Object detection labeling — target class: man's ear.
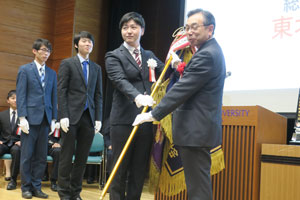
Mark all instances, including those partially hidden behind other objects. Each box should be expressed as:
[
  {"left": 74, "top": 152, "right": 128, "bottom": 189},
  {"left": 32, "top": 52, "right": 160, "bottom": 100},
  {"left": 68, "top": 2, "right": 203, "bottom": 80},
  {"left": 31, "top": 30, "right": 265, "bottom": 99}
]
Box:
[
  {"left": 141, "top": 28, "right": 145, "bottom": 36},
  {"left": 32, "top": 49, "right": 37, "bottom": 54},
  {"left": 208, "top": 24, "right": 214, "bottom": 36}
]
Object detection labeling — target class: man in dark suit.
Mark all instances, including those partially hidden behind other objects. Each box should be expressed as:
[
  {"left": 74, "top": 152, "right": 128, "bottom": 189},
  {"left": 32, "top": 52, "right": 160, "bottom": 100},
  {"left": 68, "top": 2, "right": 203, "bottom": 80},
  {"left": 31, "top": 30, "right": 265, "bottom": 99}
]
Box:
[
  {"left": 17, "top": 38, "right": 58, "bottom": 199},
  {"left": 105, "top": 12, "right": 164, "bottom": 200},
  {"left": 57, "top": 31, "right": 103, "bottom": 200},
  {"left": 0, "top": 90, "right": 21, "bottom": 190},
  {"left": 133, "top": 9, "right": 226, "bottom": 200}
]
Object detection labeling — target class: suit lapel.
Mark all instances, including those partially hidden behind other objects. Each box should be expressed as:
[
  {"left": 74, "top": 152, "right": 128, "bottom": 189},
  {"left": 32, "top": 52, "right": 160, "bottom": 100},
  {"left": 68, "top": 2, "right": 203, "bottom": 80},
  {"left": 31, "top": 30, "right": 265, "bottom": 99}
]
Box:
[
  {"left": 120, "top": 45, "right": 141, "bottom": 72},
  {"left": 73, "top": 56, "right": 87, "bottom": 88},
  {"left": 31, "top": 62, "right": 43, "bottom": 89},
  {"left": 13, "top": 118, "right": 20, "bottom": 135},
  {"left": 5, "top": 110, "right": 18, "bottom": 134},
  {"left": 88, "top": 60, "right": 97, "bottom": 85},
  {"left": 44, "top": 66, "right": 50, "bottom": 88},
  {"left": 87, "top": 62, "right": 94, "bottom": 87},
  {"left": 5, "top": 110, "right": 11, "bottom": 130},
  {"left": 140, "top": 48, "right": 148, "bottom": 77}
]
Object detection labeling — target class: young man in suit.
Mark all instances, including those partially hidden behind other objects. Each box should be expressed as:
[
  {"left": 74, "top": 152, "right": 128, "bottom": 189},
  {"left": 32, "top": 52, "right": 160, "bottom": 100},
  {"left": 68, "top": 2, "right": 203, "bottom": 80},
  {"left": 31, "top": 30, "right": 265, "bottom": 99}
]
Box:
[
  {"left": 0, "top": 90, "right": 21, "bottom": 190},
  {"left": 133, "top": 9, "right": 226, "bottom": 200},
  {"left": 57, "top": 31, "right": 103, "bottom": 200},
  {"left": 17, "top": 38, "right": 58, "bottom": 199},
  {"left": 105, "top": 12, "right": 164, "bottom": 200}
]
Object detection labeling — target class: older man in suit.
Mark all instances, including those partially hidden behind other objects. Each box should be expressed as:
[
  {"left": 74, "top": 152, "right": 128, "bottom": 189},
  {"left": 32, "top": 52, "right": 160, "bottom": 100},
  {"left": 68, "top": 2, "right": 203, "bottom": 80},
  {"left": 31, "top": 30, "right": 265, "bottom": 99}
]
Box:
[
  {"left": 133, "top": 9, "right": 226, "bottom": 200},
  {"left": 0, "top": 90, "right": 21, "bottom": 190},
  {"left": 105, "top": 12, "right": 164, "bottom": 200},
  {"left": 57, "top": 31, "right": 103, "bottom": 200},
  {"left": 17, "top": 38, "right": 58, "bottom": 199}
]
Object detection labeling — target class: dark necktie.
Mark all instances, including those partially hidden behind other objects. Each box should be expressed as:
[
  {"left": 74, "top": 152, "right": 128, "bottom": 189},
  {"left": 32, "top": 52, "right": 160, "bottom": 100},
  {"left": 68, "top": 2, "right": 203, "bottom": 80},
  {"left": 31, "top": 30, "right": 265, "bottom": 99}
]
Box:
[
  {"left": 133, "top": 49, "right": 142, "bottom": 68},
  {"left": 11, "top": 110, "right": 16, "bottom": 132},
  {"left": 82, "top": 61, "right": 89, "bottom": 110},
  {"left": 40, "top": 67, "right": 45, "bottom": 88}
]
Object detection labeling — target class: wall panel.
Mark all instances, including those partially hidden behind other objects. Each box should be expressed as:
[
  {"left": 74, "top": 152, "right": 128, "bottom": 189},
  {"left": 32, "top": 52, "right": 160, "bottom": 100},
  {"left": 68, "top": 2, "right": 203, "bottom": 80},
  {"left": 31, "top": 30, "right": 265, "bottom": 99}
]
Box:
[
  {"left": 0, "top": 52, "right": 33, "bottom": 81},
  {"left": 0, "top": 0, "right": 55, "bottom": 34},
  {"left": 0, "top": 0, "right": 56, "bottom": 111},
  {"left": 52, "top": 0, "right": 75, "bottom": 72},
  {"left": 0, "top": 24, "right": 54, "bottom": 57}
]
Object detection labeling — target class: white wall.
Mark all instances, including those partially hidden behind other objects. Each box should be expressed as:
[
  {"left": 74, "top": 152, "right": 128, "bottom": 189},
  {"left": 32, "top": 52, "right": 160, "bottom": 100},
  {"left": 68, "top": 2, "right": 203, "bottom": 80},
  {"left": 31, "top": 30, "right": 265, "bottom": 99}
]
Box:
[{"left": 223, "top": 88, "right": 299, "bottom": 113}]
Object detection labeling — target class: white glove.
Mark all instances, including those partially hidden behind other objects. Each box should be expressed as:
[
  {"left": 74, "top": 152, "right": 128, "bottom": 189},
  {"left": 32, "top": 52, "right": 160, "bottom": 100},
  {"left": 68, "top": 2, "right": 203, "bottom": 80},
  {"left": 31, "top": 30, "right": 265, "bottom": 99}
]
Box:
[
  {"left": 50, "top": 120, "right": 56, "bottom": 133},
  {"left": 170, "top": 51, "right": 181, "bottom": 68},
  {"left": 55, "top": 122, "right": 60, "bottom": 129},
  {"left": 95, "top": 121, "right": 102, "bottom": 134},
  {"left": 19, "top": 117, "right": 29, "bottom": 134},
  {"left": 132, "top": 112, "right": 155, "bottom": 126},
  {"left": 134, "top": 94, "right": 156, "bottom": 108},
  {"left": 60, "top": 118, "right": 69, "bottom": 133}
]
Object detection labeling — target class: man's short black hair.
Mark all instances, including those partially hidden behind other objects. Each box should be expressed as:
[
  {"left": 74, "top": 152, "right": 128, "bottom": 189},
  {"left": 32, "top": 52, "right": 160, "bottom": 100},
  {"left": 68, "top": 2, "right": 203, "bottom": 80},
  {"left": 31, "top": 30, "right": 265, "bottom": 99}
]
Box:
[
  {"left": 119, "top": 12, "right": 145, "bottom": 30},
  {"left": 187, "top": 8, "right": 216, "bottom": 35},
  {"left": 73, "top": 31, "right": 95, "bottom": 52},
  {"left": 32, "top": 38, "right": 52, "bottom": 52},
  {"left": 7, "top": 90, "right": 16, "bottom": 99}
]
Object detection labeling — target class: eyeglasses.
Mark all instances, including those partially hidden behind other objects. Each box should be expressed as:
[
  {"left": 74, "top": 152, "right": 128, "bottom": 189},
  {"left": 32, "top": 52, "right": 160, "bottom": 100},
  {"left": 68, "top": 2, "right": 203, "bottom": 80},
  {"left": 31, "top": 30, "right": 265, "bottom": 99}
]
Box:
[
  {"left": 184, "top": 23, "right": 207, "bottom": 32},
  {"left": 38, "top": 48, "right": 51, "bottom": 53}
]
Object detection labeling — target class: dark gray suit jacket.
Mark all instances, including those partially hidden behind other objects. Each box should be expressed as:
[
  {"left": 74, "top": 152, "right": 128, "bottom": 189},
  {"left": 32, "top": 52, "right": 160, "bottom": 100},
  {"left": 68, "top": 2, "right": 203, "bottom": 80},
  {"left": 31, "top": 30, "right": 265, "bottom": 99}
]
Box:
[
  {"left": 57, "top": 56, "right": 103, "bottom": 125},
  {"left": 152, "top": 38, "right": 226, "bottom": 148},
  {"left": 105, "top": 44, "right": 164, "bottom": 125}
]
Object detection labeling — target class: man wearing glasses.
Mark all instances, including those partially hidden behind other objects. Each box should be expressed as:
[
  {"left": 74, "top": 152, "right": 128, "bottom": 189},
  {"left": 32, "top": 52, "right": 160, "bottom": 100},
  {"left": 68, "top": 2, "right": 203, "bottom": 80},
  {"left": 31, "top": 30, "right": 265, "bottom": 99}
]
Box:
[
  {"left": 17, "top": 38, "right": 57, "bottom": 199},
  {"left": 133, "top": 9, "right": 226, "bottom": 200}
]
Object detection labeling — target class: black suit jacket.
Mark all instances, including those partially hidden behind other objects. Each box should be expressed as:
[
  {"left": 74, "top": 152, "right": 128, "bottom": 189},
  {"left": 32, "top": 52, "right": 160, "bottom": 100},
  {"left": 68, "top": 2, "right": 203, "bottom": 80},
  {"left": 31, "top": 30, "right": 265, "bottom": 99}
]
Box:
[
  {"left": 0, "top": 109, "right": 20, "bottom": 145},
  {"left": 152, "top": 38, "right": 226, "bottom": 148},
  {"left": 57, "top": 56, "right": 103, "bottom": 125},
  {"left": 105, "top": 44, "right": 164, "bottom": 125}
]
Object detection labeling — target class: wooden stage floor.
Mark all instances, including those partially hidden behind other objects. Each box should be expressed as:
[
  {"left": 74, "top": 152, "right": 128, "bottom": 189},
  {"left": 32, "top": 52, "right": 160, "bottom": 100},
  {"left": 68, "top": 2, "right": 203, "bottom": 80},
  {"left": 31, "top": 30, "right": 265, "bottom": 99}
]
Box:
[{"left": 0, "top": 175, "right": 154, "bottom": 200}]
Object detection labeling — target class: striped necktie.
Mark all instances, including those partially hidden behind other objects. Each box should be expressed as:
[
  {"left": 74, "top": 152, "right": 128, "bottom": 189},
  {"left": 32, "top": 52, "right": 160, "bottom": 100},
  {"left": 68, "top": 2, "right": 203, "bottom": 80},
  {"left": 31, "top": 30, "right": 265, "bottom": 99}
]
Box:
[
  {"left": 40, "top": 67, "right": 45, "bottom": 88},
  {"left": 133, "top": 48, "right": 142, "bottom": 68}
]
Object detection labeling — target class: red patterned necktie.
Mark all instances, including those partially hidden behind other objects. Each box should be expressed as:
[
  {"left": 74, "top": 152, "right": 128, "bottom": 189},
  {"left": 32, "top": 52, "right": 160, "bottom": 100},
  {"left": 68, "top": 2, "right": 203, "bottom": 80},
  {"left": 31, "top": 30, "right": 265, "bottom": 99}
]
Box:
[{"left": 133, "top": 48, "right": 142, "bottom": 68}]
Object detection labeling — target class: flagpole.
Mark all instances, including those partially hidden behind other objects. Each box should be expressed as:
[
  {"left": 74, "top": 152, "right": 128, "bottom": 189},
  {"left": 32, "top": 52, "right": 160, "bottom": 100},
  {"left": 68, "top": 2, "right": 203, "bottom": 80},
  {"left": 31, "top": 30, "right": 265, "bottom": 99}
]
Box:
[{"left": 99, "top": 55, "right": 173, "bottom": 200}]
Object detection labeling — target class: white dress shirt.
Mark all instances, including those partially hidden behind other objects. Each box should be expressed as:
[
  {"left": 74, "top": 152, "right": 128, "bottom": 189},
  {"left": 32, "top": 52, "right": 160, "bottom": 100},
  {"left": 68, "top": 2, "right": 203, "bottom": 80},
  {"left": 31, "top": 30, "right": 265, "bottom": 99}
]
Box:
[
  {"left": 77, "top": 53, "right": 89, "bottom": 82},
  {"left": 123, "top": 42, "right": 142, "bottom": 63}
]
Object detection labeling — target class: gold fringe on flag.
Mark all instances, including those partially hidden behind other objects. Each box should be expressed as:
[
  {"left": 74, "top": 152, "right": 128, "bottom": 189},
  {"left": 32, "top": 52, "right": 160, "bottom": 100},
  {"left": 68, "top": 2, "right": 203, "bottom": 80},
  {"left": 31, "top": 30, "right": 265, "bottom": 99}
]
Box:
[
  {"left": 210, "top": 145, "right": 225, "bottom": 175},
  {"left": 157, "top": 140, "right": 187, "bottom": 196},
  {"left": 149, "top": 79, "right": 187, "bottom": 197}
]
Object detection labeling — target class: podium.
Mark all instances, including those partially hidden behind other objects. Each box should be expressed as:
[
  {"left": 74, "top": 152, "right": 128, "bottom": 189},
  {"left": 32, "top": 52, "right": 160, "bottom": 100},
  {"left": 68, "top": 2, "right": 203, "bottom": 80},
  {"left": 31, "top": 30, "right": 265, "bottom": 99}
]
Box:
[
  {"left": 212, "top": 106, "right": 287, "bottom": 200},
  {"left": 260, "top": 144, "right": 300, "bottom": 200}
]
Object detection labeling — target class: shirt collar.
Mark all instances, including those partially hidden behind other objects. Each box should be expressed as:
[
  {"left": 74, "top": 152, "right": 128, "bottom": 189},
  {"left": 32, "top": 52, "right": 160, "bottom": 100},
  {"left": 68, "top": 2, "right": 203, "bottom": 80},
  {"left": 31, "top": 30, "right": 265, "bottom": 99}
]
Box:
[
  {"left": 34, "top": 60, "right": 45, "bottom": 72},
  {"left": 10, "top": 108, "right": 17, "bottom": 116},
  {"left": 77, "top": 53, "right": 89, "bottom": 64},
  {"left": 123, "top": 42, "right": 140, "bottom": 55}
]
